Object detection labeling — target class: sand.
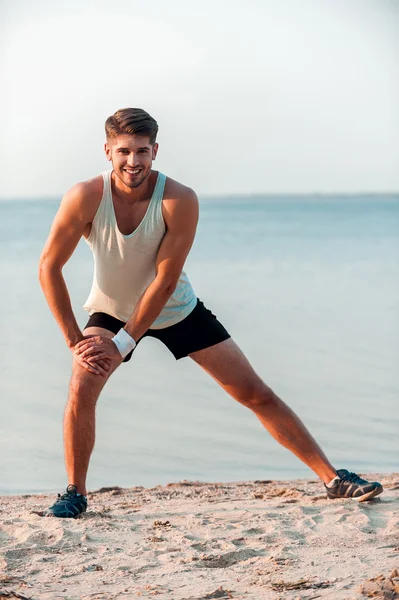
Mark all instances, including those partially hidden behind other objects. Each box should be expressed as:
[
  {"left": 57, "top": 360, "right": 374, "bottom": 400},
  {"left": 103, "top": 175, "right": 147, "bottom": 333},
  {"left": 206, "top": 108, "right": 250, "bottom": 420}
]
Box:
[{"left": 0, "top": 473, "right": 398, "bottom": 600}]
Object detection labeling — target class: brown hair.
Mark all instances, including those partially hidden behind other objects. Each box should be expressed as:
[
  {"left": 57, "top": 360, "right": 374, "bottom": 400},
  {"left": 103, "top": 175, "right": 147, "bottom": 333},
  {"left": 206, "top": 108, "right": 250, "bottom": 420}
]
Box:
[{"left": 105, "top": 108, "right": 158, "bottom": 144}]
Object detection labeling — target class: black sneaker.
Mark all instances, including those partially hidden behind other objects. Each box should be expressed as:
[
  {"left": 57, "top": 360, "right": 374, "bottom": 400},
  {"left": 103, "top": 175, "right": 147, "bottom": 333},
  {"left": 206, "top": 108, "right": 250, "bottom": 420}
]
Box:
[
  {"left": 325, "top": 469, "right": 383, "bottom": 502},
  {"left": 44, "top": 484, "right": 88, "bottom": 518}
]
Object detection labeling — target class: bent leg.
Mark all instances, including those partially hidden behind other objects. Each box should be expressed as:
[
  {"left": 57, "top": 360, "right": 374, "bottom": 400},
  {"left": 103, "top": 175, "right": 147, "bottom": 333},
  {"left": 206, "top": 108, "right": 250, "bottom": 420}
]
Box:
[
  {"left": 64, "top": 327, "right": 119, "bottom": 495},
  {"left": 189, "top": 338, "right": 337, "bottom": 484}
]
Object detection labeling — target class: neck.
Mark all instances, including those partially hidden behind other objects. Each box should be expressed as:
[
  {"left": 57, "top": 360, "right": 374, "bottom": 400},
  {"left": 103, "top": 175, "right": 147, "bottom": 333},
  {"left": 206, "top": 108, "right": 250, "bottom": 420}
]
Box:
[{"left": 111, "top": 169, "right": 156, "bottom": 204}]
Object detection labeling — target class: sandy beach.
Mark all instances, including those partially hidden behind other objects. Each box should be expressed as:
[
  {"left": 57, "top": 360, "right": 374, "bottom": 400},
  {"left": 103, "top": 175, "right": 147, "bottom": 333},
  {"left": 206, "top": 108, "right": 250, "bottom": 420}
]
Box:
[{"left": 0, "top": 473, "right": 398, "bottom": 600}]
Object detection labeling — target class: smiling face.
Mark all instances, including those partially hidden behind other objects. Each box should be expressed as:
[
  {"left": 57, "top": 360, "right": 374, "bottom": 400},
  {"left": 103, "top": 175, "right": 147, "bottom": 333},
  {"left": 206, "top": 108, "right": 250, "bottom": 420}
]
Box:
[{"left": 105, "top": 134, "right": 159, "bottom": 189}]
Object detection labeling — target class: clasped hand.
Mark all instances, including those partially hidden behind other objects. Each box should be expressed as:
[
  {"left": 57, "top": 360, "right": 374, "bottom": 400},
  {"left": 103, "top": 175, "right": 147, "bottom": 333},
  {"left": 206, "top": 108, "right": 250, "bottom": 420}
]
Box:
[{"left": 74, "top": 335, "right": 123, "bottom": 376}]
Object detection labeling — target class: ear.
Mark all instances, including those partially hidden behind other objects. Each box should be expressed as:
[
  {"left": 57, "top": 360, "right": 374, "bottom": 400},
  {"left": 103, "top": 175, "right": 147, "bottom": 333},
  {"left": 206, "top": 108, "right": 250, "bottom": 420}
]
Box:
[
  {"left": 104, "top": 142, "right": 112, "bottom": 162},
  {"left": 152, "top": 143, "right": 159, "bottom": 161}
]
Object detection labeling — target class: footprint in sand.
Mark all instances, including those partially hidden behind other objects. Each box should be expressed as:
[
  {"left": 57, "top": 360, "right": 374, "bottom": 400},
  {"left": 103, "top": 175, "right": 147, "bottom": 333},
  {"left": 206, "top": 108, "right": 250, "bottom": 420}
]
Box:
[
  {"left": 243, "top": 527, "right": 265, "bottom": 535},
  {"left": 10, "top": 516, "right": 80, "bottom": 548},
  {"left": 191, "top": 541, "right": 209, "bottom": 551},
  {"left": 231, "top": 537, "right": 246, "bottom": 547},
  {"left": 300, "top": 506, "right": 322, "bottom": 516},
  {"left": 184, "top": 533, "right": 201, "bottom": 541},
  {"left": 359, "top": 505, "right": 389, "bottom": 531},
  {"left": 196, "top": 548, "right": 264, "bottom": 569}
]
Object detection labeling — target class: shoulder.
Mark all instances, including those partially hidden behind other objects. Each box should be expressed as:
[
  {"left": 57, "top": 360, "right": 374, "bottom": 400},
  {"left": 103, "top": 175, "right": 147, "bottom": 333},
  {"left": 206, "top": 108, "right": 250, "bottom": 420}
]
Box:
[
  {"left": 63, "top": 175, "right": 103, "bottom": 205},
  {"left": 162, "top": 177, "right": 199, "bottom": 229},
  {"left": 60, "top": 175, "right": 104, "bottom": 223},
  {"left": 162, "top": 175, "right": 198, "bottom": 216},
  {"left": 161, "top": 175, "right": 199, "bottom": 229},
  {"left": 163, "top": 175, "right": 198, "bottom": 205}
]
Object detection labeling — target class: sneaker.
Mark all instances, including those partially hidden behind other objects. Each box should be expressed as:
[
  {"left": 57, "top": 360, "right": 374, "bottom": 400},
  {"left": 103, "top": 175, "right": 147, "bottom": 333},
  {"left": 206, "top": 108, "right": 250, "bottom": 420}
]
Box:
[
  {"left": 325, "top": 469, "right": 383, "bottom": 502},
  {"left": 44, "top": 484, "right": 88, "bottom": 518}
]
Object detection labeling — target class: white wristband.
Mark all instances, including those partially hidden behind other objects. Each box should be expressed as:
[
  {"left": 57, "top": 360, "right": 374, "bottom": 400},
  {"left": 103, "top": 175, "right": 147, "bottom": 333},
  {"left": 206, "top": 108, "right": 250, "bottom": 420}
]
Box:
[{"left": 112, "top": 328, "right": 137, "bottom": 358}]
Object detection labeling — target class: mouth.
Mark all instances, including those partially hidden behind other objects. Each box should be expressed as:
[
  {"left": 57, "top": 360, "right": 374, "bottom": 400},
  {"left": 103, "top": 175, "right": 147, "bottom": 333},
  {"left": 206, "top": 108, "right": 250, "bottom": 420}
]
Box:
[{"left": 124, "top": 168, "right": 142, "bottom": 176}]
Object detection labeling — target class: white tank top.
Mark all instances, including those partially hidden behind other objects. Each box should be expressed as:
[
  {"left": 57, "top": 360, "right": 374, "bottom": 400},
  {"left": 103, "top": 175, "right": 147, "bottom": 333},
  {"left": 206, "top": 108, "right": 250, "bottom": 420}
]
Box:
[{"left": 83, "top": 170, "right": 197, "bottom": 329}]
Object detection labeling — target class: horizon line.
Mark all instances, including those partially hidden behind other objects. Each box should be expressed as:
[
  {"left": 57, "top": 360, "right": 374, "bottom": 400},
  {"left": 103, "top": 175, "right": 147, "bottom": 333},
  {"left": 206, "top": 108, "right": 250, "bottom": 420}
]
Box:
[{"left": 1, "top": 191, "right": 399, "bottom": 202}]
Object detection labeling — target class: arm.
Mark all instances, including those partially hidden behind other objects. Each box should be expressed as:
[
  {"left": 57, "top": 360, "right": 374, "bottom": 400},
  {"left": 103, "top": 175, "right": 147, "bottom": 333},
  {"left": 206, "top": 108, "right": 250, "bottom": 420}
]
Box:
[
  {"left": 39, "top": 183, "right": 109, "bottom": 376},
  {"left": 124, "top": 187, "right": 199, "bottom": 341},
  {"left": 75, "top": 186, "right": 199, "bottom": 360}
]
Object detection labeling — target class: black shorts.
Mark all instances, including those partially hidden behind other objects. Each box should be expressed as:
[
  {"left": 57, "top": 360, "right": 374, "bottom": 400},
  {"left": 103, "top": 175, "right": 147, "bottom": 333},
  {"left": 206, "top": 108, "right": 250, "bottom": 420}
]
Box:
[{"left": 84, "top": 298, "right": 231, "bottom": 362}]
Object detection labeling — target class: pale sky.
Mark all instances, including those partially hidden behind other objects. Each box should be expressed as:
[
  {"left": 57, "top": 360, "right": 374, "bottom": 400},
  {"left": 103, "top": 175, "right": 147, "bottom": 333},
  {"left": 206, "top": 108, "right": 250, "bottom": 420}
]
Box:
[{"left": 2, "top": 0, "right": 398, "bottom": 197}]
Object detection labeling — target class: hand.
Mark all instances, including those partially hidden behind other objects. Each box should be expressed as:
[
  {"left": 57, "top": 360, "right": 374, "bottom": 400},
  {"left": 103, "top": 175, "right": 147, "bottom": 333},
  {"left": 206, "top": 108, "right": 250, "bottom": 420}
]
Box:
[
  {"left": 71, "top": 335, "right": 112, "bottom": 377},
  {"left": 73, "top": 351, "right": 112, "bottom": 377},
  {"left": 74, "top": 335, "right": 123, "bottom": 371}
]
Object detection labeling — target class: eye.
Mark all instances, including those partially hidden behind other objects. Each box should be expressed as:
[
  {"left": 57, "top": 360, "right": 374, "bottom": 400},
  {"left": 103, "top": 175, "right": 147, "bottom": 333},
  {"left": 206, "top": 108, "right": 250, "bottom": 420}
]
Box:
[{"left": 138, "top": 149, "right": 148, "bottom": 154}]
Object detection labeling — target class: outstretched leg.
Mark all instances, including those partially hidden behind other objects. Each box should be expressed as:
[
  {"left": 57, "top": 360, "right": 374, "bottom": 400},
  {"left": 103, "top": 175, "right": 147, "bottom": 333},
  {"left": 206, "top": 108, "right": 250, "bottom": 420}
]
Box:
[
  {"left": 189, "top": 338, "right": 337, "bottom": 483},
  {"left": 64, "top": 327, "right": 118, "bottom": 495}
]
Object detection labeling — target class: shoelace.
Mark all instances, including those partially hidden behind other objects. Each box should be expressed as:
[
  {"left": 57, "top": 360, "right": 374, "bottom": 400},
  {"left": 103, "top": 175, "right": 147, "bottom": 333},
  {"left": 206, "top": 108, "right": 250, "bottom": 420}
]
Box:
[
  {"left": 339, "top": 472, "right": 366, "bottom": 485},
  {"left": 56, "top": 491, "right": 82, "bottom": 504}
]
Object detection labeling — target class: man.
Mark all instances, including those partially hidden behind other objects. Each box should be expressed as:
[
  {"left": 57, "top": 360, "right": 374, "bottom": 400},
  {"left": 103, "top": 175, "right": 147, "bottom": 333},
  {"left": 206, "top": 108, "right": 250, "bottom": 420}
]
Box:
[{"left": 39, "top": 108, "right": 382, "bottom": 518}]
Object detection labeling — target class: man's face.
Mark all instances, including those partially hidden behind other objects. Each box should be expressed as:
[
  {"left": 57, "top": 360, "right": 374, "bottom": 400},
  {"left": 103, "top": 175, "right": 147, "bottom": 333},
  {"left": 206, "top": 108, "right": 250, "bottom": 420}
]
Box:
[{"left": 105, "top": 134, "right": 158, "bottom": 189}]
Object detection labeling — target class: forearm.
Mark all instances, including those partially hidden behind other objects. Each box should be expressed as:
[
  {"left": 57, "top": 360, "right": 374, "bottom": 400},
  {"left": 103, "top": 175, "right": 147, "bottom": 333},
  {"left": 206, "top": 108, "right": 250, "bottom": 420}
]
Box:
[
  {"left": 39, "top": 265, "right": 83, "bottom": 349},
  {"left": 124, "top": 277, "right": 175, "bottom": 341}
]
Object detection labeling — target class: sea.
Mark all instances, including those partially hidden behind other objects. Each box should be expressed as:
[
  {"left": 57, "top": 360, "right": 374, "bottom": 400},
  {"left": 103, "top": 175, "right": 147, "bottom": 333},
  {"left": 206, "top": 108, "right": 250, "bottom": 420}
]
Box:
[{"left": 0, "top": 194, "right": 398, "bottom": 495}]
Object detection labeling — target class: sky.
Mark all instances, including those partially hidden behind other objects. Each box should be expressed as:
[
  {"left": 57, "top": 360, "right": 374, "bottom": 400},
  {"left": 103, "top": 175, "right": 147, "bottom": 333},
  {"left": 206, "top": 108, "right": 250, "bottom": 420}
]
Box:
[{"left": 1, "top": 0, "right": 398, "bottom": 197}]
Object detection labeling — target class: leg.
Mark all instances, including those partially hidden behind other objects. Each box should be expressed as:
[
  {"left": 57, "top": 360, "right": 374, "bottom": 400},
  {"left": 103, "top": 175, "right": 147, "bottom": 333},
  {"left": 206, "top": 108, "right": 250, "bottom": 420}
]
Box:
[
  {"left": 64, "top": 326, "right": 118, "bottom": 495},
  {"left": 189, "top": 338, "right": 337, "bottom": 484}
]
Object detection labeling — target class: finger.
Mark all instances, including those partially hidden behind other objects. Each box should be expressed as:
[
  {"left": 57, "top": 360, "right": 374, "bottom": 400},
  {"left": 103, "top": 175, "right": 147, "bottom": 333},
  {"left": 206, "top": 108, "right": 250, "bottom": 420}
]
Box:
[
  {"left": 75, "top": 338, "right": 98, "bottom": 353},
  {"left": 85, "top": 360, "right": 108, "bottom": 377},
  {"left": 79, "top": 348, "right": 105, "bottom": 359},
  {"left": 88, "top": 355, "right": 111, "bottom": 365},
  {"left": 96, "top": 359, "right": 111, "bottom": 371},
  {"left": 86, "top": 354, "right": 105, "bottom": 363},
  {"left": 86, "top": 356, "right": 110, "bottom": 370},
  {"left": 75, "top": 345, "right": 88, "bottom": 355},
  {"left": 75, "top": 334, "right": 95, "bottom": 348},
  {"left": 78, "top": 358, "right": 101, "bottom": 375},
  {"left": 75, "top": 339, "right": 90, "bottom": 351}
]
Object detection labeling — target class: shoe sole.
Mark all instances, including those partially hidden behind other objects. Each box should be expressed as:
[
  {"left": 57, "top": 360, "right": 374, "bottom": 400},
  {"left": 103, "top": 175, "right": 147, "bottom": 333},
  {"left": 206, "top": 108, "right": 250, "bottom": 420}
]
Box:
[
  {"left": 327, "top": 485, "right": 383, "bottom": 502},
  {"left": 357, "top": 486, "right": 383, "bottom": 502},
  {"left": 44, "top": 512, "right": 85, "bottom": 518},
  {"left": 44, "top": 507, "right": 87, "bottom": 518}
]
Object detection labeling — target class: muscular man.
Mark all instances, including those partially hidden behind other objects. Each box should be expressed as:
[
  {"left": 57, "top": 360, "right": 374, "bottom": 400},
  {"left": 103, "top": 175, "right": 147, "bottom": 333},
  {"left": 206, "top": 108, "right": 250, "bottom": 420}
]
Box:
[{"left": 39, "top": 108, "right": 382, "bottom": 517}]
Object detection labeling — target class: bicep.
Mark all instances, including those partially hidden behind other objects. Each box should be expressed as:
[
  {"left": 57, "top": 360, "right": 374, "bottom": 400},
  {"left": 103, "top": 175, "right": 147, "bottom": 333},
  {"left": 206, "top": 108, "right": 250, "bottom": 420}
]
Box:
[
  {"left": 40, "top": 187, "right": 90, "bottom": 270},
  {"left": 156, "top": 191, "right": 199, "bottom": 284}
]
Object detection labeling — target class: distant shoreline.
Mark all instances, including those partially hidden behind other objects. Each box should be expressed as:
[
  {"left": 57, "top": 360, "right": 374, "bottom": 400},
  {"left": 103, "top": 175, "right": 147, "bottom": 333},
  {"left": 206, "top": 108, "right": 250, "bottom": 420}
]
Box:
[{"left": 1, "top": 192, "right": 399, "bottom": 203}]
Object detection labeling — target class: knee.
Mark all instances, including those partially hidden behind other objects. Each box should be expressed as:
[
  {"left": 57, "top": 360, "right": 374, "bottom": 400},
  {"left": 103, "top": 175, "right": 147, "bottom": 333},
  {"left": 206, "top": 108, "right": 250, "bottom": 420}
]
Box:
[
  {"left": 68, "top": 373, "right": 100, "bottom": 409},
  {"left": 238, "top": 381, "right": 278, "bottom": 410}
]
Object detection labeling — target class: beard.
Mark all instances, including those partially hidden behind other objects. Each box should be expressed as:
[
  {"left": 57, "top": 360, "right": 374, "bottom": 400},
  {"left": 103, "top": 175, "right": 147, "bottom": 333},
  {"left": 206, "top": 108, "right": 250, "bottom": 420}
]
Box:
[{"left": 116, "top": 165, "right": 151, "bottom": 189}]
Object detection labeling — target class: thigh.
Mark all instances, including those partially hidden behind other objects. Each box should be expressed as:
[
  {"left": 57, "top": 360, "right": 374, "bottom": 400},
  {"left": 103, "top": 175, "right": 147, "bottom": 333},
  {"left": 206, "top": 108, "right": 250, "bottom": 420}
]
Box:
[
  {"left": 83, "top": 326, "right": 115, "bottom": 339},
  {"left": 189, "top": 338, "right": 265, "bottom": 401},
  {"left": 149, "top": 299, "right": 231, "bottom": 360},
  {"left": 83, "top": 312, "right": 136, "bottom": 362}
]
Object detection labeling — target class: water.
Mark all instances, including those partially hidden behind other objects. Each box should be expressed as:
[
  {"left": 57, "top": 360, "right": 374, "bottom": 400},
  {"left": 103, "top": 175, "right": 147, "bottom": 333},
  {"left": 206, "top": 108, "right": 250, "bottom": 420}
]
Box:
[{"left": 1, "top": 195, "right": 398, "bottom": 495}]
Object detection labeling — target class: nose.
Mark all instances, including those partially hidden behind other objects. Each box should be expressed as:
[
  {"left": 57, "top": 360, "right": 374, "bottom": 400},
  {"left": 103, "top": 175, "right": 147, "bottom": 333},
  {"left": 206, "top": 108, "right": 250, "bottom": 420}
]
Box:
[{"left": 126, "top": 153, "right": 139, "bottom": 167}]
